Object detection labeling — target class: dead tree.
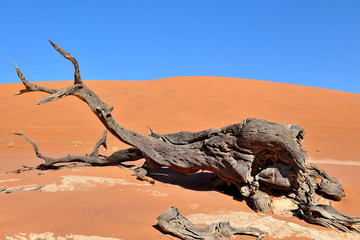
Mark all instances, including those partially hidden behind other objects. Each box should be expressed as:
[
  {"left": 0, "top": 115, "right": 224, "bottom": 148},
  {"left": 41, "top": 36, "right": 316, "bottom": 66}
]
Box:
[{"left": 13, "top": 41, "right": 359, "bottom": 233}]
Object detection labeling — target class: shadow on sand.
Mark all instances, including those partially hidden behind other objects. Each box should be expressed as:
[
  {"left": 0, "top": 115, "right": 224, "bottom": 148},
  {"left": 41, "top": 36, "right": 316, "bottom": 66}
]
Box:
[
  {"left": 148, "top": 167, "right": 242, "bottom": 200},
  {"left": 148, "top": 168, "right": 216, "bottom": 191}
]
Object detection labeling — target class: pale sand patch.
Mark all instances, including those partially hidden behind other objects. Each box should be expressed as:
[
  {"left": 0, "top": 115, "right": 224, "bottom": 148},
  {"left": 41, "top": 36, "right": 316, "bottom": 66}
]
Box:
[
  {"left": 188, "top": 211, "right": 358, "bottom": 240},
  {"left": 0, "top": 179, "right": 20, "bottom": 183},
  {"left": 308, "top": 158, "right": 360, "bottom": 166},
  {"left": 271, "top": 197, "right": 298, "bottom": 217},
  {"left": 41, "top": 175, "right": 151, "bottom": 192},
  {"left": 6, "top": 232, "right": 121, "bottom": 240},
  {"left": 136, "top": 189, "right": 168, "bottom": 197},
  {"left": 188, "top": 203, "right": 199, "bottom": 209}
]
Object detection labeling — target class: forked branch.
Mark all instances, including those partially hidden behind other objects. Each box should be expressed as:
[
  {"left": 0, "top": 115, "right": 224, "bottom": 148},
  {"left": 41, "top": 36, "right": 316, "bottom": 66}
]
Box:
[
  {"left": 14, "top": 63, "right": 58, "bottom": 96},
  {"left": 15, "top": 41, "right": 149, "bottom": 150},
  {"left": 11, "top": 130, "right": 143, "bottom": 169}
]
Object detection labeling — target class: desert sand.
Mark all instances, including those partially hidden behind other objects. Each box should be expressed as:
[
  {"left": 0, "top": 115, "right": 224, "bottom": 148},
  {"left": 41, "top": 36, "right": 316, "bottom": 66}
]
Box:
[{"left": 0, "top": 76, "right": 359, "bottom": 240}]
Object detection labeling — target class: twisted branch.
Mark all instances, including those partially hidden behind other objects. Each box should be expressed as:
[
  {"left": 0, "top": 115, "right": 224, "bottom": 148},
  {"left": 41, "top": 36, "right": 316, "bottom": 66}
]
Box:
[
  {"left": 48, "top": 40, "right": 82, "bottom": 84},
  {"left": 11, "top": 130, "right": 143, "bottom": 169}
]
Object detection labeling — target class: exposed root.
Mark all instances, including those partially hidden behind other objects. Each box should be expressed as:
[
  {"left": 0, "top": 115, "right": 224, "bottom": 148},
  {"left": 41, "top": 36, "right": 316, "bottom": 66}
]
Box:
[
  {"left": 157, "top": 207, "right": 267, "bottom": 240},
  {"left": 299, "top": 204, "right": 360, "bottom": 233}
]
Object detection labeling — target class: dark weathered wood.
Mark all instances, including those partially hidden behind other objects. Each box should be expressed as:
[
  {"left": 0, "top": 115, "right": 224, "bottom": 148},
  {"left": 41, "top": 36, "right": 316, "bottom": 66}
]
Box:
[
  {"left": 12, "top": 130, "right": 110, "bottom": 167},
  {"left": 11, "top": 130, "right": 144, "bottom": 169},
  {"left": 157, "top": 207, "right": 267, "bottom": 240},
  {"left": 48, "top": 40, "right": 82, "bottom": 84},
  {"left": 308, "top": 164, "right": 345, "bottom": 201},
  {"left": 14, "top": 42, "right": 312, "bottom": 200},
  {"left": 247, "top": 192, "right": 272, "bottom": 213},
  {"left": 13, "top": 41, "right": 358, "bottom": 232},
  {"left": 299, "top": 204, "right": 360, "bottom": 233}
]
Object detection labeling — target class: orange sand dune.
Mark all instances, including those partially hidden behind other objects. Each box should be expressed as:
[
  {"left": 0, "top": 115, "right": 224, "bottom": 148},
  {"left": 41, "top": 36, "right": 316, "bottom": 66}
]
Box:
[{"left": 0, "top": 77, "right": 360, "bottom": 240}]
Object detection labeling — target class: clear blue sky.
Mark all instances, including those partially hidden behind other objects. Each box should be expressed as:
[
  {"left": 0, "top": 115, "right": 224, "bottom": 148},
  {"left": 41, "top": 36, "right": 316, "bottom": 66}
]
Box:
[{"left": 1, "top": 1, "right": 359, "bottom": 93}]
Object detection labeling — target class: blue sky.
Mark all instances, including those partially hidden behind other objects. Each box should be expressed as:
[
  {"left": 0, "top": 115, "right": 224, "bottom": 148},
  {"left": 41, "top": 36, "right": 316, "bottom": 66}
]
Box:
[{"left": 1, "top": 1, "right": 359, "bottom": 93}]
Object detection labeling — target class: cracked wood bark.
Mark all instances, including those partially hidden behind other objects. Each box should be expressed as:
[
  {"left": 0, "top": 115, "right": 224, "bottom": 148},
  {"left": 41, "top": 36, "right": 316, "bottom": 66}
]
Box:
[
  {"left": 157, "top": 207, "right": 267, "bottom": 240},
  {"left": 299, "top": 204, "right": 360, "bottom": 233},
  {"left": 15, "top": 42, "right": 308, "bottom": 189},
  {"left": 13, "top": 41, "right": 359, "bottom": 232},
  {"left": 307, "top": 164, "right": 345, "bottom": 201},
  {"left": 10, "top": 130, "right": 153, "bottom": 183}
]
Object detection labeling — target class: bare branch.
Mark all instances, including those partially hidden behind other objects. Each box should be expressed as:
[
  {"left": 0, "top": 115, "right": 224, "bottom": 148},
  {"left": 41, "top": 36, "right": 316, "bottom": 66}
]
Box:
[
  {"left": 36, "top": 85, "right": 78, "bottom": 105},
  {"left": 12, "top": 130, "right": 144, "bottom": 169},
  {"left": 12, "top": 131, "right": 110, "bottom": 169},
  {"left": 48, "top": 40, "right": 83, "bottom": 84},
  {"left": 90, "top": 129, "right": 108, "bottom": 157},
  {"left": 14, "top": 63, "right": 58, "bottom": 95},
  {"left": 15, "top": 49, "right": 145, "bottom": 147},
  {"left": 10, "top": 131, "right": 52, "bottom": 161}
]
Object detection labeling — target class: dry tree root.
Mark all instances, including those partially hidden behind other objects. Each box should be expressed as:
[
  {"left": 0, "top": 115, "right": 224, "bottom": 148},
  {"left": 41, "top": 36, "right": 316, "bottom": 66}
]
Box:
[
  {"left": 299, "top": 204, "right": 360, "bottom": 233},
  {"left": 157, "top": 207, "right": 267, "bottom": 240},
  {"left": 12, "top": 40, "right": 360, "bottom": 232}
]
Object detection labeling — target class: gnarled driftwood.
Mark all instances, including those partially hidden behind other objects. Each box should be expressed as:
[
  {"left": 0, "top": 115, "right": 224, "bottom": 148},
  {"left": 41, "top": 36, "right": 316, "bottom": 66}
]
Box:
[
  {"left": 13, "top": 41, "right": 359, "bottom": 232},
  {"left": 157, "top": 207, "right": 267, "bottom": 239}
]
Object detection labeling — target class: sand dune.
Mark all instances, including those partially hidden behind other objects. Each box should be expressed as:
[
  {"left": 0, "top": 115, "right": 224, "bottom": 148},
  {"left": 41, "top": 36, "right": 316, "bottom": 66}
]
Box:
[{"left": 0, "top": 77, "right": 359, "bottom": 239}]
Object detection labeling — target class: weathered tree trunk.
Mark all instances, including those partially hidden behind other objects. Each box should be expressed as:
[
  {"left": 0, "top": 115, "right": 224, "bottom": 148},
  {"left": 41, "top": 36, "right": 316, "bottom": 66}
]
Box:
[{"left": 13, "top": 41, "right": 359, "bottom": 233}]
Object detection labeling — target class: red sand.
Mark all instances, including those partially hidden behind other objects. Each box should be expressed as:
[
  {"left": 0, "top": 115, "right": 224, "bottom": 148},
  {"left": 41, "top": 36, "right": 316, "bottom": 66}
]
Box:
[{"left": 0, "top": 77, "right": 359, "bottom": 239}]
